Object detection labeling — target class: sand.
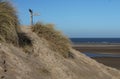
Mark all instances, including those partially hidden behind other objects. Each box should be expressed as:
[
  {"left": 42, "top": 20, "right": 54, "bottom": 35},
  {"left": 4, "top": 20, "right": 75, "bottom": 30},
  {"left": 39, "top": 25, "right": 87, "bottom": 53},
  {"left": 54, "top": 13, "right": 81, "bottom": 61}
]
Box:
[
  {"left": 92, "top": 57, "right": 120, "bottom": 70},
  {"left": 73, "top": 44, "right": 120, "bottom": 54},
  {"left": 73, "top": 44, "right": 120, "bottom": 70},
  {"left": 0, "top": 27, "right": 120, "bottom": 79}
]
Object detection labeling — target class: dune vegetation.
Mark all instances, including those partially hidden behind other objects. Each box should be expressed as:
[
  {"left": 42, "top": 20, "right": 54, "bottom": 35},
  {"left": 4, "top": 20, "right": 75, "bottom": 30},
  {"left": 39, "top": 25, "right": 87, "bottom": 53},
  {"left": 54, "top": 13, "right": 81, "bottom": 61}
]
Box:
[
  {"left": 0, "top": 0, "right": 72, "bottom": 57},
  {"left": 32, "top": 23, "right": 71, "bottom": 57},
  {"left": 0, "top": 1, "right": 120, "bottom": 79},
  {"left": 0, "top": 0, "right": 20, "bottom": 45},
  {"left": 0, "top": 0, "right": 33, "bottom": 53}
]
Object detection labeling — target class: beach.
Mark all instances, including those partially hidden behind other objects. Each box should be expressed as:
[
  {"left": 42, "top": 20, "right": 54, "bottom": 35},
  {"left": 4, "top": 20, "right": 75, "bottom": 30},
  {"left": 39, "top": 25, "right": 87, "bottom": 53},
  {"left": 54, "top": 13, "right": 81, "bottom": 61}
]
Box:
[
  {"left": 73, "top": 43, "right": 120, "bottom": 69},
  {"left": 73, "top": 44, "right": 120, "bottom": 54},
  {"left": 92, "top": 57, "right": 120, "bottom": 69}
]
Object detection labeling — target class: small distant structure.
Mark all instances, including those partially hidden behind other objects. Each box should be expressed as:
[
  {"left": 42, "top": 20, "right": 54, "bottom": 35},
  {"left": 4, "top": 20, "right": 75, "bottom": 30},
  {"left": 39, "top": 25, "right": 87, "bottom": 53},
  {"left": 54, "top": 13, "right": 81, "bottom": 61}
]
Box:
[
  {"left": 29, "top": 9, "right": 33, "bottom": 25},
  {"left": 29, "top": 9, "right": 40, "bottom": 25}
]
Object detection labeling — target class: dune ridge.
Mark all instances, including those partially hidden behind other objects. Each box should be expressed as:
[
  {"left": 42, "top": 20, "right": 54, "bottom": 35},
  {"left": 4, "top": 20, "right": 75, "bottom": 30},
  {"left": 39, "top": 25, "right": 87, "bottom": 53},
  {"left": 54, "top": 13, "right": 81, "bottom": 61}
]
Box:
[
  {"left": 0, "top": 27, "right": 120, "bottom": 79},
  {"left": 0, "top": 1, "right": 120, "bottom": 79}
]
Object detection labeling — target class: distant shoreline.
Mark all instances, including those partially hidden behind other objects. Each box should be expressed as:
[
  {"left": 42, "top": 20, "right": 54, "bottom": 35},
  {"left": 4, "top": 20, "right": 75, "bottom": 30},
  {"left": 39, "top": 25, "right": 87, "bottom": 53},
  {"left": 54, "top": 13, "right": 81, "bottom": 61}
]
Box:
[
  {"left": 72, "top": 43, "right": 120, "bottom": 69},
  {"left": 72, "top": 43, "right": 120, "bottom": 54},
  {"left": 92, "top": 57, "right": 120, "bottom": 70}
]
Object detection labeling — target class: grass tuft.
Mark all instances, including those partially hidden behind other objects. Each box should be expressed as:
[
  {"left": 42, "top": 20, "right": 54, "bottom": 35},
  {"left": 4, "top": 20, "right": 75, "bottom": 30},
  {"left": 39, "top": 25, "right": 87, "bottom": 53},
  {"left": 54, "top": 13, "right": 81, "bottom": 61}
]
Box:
[
  {"left": 0, "top": 1, "right": 74, "bottom": 58},
  {"left": 0, "top": 0, "right": 21, "bottom": 45},
  {"left": 32, "top": 22, "right": 71, "bottom": 58},
  {"left": 0, "top": 0, "right": 33, "bottom": 54}
]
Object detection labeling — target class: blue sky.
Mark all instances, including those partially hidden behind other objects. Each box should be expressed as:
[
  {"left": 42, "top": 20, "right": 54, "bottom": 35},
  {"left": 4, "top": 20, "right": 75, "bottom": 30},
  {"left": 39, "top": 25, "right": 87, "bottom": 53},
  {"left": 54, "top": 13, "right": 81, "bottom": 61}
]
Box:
[{"left": 11, "top": 0, "right": 120, "bottom": 38}]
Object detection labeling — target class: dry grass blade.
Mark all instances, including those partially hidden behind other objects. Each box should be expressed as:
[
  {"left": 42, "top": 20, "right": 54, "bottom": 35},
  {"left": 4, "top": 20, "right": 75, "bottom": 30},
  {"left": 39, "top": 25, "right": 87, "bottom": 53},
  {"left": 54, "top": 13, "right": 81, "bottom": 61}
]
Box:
[
  {"left": 32, "top": 23, "right": 71, "bottom": 58},
  {"left": 0, "top": 0, "right": 21, "bottom": 45}
]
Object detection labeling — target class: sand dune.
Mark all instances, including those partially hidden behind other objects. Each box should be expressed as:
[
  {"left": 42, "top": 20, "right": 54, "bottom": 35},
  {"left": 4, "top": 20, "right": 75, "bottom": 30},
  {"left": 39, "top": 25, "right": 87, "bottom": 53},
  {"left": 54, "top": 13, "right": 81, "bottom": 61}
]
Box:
[
  {"left": 0, "top": 27, "right": 120, "bottom": 79},
  {"left": 0, "top": 1, "right": 120, "bottom": 79}
]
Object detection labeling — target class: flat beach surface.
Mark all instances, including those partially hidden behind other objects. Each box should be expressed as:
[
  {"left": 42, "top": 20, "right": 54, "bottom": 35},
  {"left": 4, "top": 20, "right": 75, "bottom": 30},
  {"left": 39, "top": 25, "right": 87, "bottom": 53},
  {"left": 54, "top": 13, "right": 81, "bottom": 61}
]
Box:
[
  {"left": 92, "top": 57, "right": 120, "bottom": 69},
  {"left": 73, "top": 44, "right": 120, "bottom": 54},
  {"left": 73, "top": 43, "right": 120, "bottom": 69}
]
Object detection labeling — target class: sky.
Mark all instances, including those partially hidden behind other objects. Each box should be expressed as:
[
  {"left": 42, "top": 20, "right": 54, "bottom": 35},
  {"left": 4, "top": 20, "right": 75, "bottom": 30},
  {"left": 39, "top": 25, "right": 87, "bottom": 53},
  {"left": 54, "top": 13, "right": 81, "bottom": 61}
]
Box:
[{"left": 11, "top": 0, "right": 120, "bottom": 38}]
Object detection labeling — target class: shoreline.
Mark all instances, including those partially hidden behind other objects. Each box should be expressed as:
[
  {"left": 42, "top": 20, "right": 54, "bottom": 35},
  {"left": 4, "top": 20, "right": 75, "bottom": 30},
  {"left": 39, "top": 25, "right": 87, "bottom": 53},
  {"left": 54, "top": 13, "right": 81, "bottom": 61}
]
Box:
[
  {"left": 92, "top": 57, "right": 120, "bottom": 70},
  {"left": 72, "top": 43, "right": 120, "bottom": 54},
  {"left": 72, "top": 43, "right": 120, "bottom": 69}
]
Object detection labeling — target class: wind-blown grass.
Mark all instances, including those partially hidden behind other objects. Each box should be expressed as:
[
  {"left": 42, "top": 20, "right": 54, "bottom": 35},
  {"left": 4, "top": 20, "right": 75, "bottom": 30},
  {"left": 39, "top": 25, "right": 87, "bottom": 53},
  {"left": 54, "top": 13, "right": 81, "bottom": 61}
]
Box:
[
  {"left": 0, "top": 0, "right": 33, "bottom": 54},
  {"left": 32, "top": 23, "right": 71, "bottom": 57},
  {"left": 0, "top": 0, "right": 20, "bottom": 45},
  {"left": 0, "top": 1, "right": 72, "bottom": 57}
]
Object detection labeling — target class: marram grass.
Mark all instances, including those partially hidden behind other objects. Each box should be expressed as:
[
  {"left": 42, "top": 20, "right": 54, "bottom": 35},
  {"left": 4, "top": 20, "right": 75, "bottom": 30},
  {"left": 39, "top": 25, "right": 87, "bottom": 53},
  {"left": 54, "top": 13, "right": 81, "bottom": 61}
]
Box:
[
  {"left": 0, "top": 0, "right": 20, "bottom": 45},
  {"left": 32, "top": 23, "right": 71, "bottom": 57},
  {"left": 0, "top": 1, "right": 72, "bottom": 58}
]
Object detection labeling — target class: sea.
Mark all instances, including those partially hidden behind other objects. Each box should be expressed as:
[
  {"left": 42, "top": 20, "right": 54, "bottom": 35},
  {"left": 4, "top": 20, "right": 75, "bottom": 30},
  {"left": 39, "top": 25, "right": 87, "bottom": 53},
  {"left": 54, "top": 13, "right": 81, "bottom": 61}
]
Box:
[
  {"left": 70, "top": 38, "right": 120, "bottom": 57},
  {"left": 70, "top": 38, "right": 120, "bottom": 44}
]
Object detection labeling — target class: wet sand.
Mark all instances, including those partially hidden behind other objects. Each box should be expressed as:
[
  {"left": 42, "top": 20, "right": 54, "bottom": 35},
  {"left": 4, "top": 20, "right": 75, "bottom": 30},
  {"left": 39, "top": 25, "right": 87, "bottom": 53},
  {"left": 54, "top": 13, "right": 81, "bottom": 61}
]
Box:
[
  {"left": 73, "top": 44, "right": 120, "bottom": 69},
  {"left": 92, "top": 57, "right": 120, "bottom": 69},
  {"left": 73, "top": 44, "right": 120, "bottom": 54}
]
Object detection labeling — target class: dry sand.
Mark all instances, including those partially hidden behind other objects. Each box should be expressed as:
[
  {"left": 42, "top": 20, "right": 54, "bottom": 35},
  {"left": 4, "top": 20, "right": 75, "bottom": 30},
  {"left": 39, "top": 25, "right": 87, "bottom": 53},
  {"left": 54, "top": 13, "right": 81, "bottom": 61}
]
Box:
[{"left": 0, "top": 27, "right": 120, "bottom": 79}]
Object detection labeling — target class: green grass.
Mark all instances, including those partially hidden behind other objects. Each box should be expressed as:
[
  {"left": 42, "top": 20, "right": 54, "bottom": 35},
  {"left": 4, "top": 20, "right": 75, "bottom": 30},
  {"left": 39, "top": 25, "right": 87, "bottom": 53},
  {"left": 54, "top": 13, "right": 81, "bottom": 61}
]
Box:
[{"left": 32, "top": 23, "right": 71, "bottom": 57}]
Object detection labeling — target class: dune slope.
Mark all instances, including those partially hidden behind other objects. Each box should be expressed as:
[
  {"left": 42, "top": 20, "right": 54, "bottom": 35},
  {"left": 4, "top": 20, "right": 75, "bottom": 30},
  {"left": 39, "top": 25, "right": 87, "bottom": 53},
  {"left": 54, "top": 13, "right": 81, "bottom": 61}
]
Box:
[
  {"left": 0, "top": 1, "right": 120, "bottom": 79},
  {"left": 0, "top": 27, "right": 120, "bottom": 79}
]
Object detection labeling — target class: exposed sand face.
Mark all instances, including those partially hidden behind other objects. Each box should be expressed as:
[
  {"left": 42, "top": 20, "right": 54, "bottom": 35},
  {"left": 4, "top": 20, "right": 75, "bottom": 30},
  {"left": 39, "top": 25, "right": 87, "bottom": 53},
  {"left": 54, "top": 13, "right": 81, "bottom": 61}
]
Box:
[{"left": 0, "top": 27, "right": 120, "bottom": 79}]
